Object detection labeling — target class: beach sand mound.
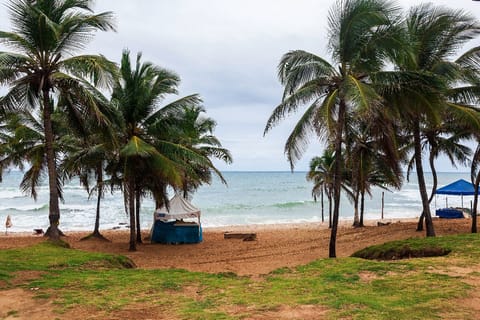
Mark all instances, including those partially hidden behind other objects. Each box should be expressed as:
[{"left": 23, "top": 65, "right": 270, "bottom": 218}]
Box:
[{"left": 352, "top": 244, "right": 451, "bottom": 260}]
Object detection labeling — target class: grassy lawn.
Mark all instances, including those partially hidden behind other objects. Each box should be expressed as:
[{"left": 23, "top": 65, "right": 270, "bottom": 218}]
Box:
[{"left": 1, "top": 235, "right": 480, "bottom": 319}]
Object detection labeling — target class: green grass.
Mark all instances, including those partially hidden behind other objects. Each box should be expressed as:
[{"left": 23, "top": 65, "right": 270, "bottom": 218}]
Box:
[{"left": 1, "top": 234, "right": 480, "bottom": 319}]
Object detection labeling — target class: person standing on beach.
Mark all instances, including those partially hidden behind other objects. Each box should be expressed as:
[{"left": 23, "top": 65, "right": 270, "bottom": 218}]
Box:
[{"left": 5, "top": 215, "right": 12, "bottom": 235}]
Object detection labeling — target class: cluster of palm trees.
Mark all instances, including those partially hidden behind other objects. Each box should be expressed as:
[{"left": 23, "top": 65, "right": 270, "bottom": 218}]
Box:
[
  {"left": 0, "top": 0, "right": 231, "bottom": 251},
  {"left": 265, "top": 0, "right": 480, "bottom": 257}
]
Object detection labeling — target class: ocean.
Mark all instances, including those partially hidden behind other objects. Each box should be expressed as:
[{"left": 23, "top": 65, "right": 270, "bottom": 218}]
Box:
[{"left": 0, "top": 170, "right": 473, "bottom": 232}]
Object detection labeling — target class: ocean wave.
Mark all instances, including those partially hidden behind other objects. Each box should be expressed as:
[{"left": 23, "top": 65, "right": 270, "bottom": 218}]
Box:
[
  {"left": 0, "top": 189, "right": 28, "bottom": 199},
  {"left": 59, "top": 204, "right": 96, "bottom": 211},
  {"left": 0, "top": 203, "right": 49, "bottom": 212},
  {"left": 272, "top": 200, "right": 313, "bottom": 209},
  {"left": 204, "top": 200, "right": 315, "bottom": 213}
]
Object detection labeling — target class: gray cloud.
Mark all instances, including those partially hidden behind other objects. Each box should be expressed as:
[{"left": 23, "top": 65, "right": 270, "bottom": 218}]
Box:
[{"left": 1, "top": 0, "right": 480, "bottom": 171}]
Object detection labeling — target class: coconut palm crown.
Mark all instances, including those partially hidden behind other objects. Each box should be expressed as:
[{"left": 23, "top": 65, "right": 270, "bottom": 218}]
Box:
[
  {"left": 0, "top": 0, "right": 117, "bottom": 239},
  {"left": 265, "top": 0, "right": 402, "bottom": 257}
]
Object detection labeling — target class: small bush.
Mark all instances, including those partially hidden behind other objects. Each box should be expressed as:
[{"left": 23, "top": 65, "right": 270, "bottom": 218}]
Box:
[{"left": 352, "top": 242, "right": 451, "bottom": 260}]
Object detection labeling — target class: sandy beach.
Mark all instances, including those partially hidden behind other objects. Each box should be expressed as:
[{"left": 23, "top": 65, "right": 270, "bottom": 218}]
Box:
[{"left": 0, "top": 218, "right": 473, "bottom": 276}]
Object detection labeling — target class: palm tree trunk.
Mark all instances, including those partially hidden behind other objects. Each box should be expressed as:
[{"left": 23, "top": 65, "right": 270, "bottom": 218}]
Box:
[
  {"left": 359, "top": 189, "right": 365, "bottom": 227},
  {"left": 416, "top": 211, "right": 425, "bottom": 232},
  {"left": 94, "top": 165, "right": 103, "bottom": 234},
  {"left": 329, "top": 100, "right": 346, "bottom": 258},
  {"left": 413, "top": 122, "right": 435, "bottom": 237},
  {"left": 42, "top": 90, "right": 61, "bottom": 240},
  {"left": 321, "top": 188, "right": 324, "bottom": 223},
  {"left": 80, "top": 165, "right": 109, "bottom": 241},
  {"left": 472, "top": 171, "right": 480, "bottom": 233},
  {"left": 353, "top": 190, "right": 360, "bottom": 227},
  {"left": 417, "top": 147, "right": 438, "bottom": 231},
  {"left": 136, "top": 190, "right": 142, "bottom": 243},
  {"left": 328, "top": 192, "right": 332, "bottom": 228},
  {"left": 128, "top": 178, "right": 137, "bottom": 251}
]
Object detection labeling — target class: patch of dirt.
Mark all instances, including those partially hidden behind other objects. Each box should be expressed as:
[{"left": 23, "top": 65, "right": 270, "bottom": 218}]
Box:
[
  {"left": 0, "top": 288, "right": 55, "bottom": 320},
  {"left": 226, "top": 304, "right": 329, "bottom": 319},
  {"left": 60, "top": 304, "right": 178, "bottom": 320},
  {"left": 9, "top": 271, "right": 46, "bottom": 286},
  {"left": 358, "top": 271, "right": 379, "bottom": 283},
  {"left": 428, "top": 260, "right": 480, "bottom": 319}
]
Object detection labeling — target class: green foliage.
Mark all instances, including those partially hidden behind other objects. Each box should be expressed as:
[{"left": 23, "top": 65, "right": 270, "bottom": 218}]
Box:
[{"left": 0, "top": 242, "right": 133, "bottom": 285}]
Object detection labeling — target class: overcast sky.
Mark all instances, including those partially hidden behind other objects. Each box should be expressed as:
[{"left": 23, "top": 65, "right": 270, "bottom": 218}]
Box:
[{"left": 1, "top": 0, "right": 480, "bottom": 172}]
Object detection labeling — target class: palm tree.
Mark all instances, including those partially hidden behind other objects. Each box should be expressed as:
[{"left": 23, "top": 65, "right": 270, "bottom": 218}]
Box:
[
  {"left": 344, "top": 112, "right": 402, "bottom": 227},
  {"left": 0, "top": 110, "right": 48, "bottom": 199},
  {"left": 405, "top": 117, "right": 472, "bottom": 231},
  {"left": 0, "top": 0, "right": 116, "bottom": 240},
  {"left": 110, "top": 50, "right": 215, "bottom": 251},
  {"left": 167, "top": 105, "right": 232, "bottom": 198},
  {"left": 265, "top": 0, "right": 401, "bottom": 257},
  {"left": 386, "top": 3, "right": 480, "bottom": 237},
  {"left": 471, "top": 142, "right": 480, "bottom": 233},
  {"left": 307, "top": 149, "right": 335, "bottom": 227},
  {"left": 62, "top": 113, "right": 119, "bottom": 241}
]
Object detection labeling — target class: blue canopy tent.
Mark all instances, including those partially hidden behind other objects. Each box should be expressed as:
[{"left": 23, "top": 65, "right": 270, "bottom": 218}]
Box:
[{"left": 435, "top": 179, "right": 477, "bottom": 218}]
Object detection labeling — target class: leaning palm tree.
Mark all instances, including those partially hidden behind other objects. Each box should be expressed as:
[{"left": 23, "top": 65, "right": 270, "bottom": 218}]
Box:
[
  {"left": 265, "top": 0, "right": 401, "bottom": 257},
  {"left": 405, "top": 116, "right": 472, "bottom": 231},
  {"left": 0, "top": 0, "right": 116, "bottom": 239},
  {"left": 386, "top": 3, "right": 480, "bottom": 237}
]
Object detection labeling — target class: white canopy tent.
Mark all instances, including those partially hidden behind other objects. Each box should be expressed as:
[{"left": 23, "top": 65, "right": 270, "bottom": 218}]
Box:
[
  {"left": 154, "top": 194, "right": 201, "bottom": 225},
  {"left": 150, "top": 194, "right": 202, "bottom": 244}
]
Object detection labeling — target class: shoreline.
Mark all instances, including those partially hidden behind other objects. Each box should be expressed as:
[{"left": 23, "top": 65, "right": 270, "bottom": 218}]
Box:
[{"left": 0, "top": 216, "right": 423, "bottom": 237}]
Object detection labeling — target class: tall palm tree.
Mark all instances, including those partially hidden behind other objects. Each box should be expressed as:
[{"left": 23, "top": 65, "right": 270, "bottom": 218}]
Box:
[
  {"left": 110, "top": 50, "right": 214, "bottom": 251},
  {"left": 0, "top": 0, "right": 116, "bottom": 239},
  {"left": 265, "top": 0, "right": 401, "bottom": 257},
  {"left": 386, "top": 3, "right": 480, "bottom": 237}
]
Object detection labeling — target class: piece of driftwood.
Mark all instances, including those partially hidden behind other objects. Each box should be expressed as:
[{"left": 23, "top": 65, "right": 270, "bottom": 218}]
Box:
[
  {"left": 224, "top": 232, "right": 257, "bottom": 241},
  {"left": 377, "top": 221, "right": 391, "bottom": 227}
]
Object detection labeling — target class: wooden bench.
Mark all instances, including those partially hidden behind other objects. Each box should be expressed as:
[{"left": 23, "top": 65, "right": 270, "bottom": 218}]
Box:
[{"left": 224, "top": 232, "right": 257, "bottom": 241}]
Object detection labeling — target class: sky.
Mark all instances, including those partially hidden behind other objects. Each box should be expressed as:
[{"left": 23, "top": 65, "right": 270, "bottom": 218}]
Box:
[{"left": 1, "top": 0, "right": 480, "bottom": 172}]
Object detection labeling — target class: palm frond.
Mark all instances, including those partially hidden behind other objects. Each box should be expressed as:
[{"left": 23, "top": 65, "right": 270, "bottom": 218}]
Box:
[{"left": 61, "top": 54, "right": 118, "bottom": 89}]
